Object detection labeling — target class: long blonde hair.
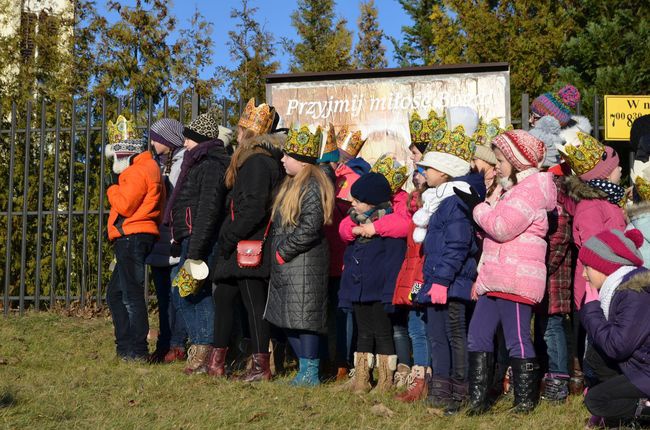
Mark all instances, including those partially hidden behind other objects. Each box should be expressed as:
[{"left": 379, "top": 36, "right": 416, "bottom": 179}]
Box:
[
  {"left": 224, "top": 127, "right": 260, "bottom": 188},
  {"left": 272, "top": 164, "right": 334, "bottom": 227}
]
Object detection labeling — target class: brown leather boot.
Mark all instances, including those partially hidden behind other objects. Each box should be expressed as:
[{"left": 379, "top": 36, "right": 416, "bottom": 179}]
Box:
[
  {"left": 373, "top": 354, "right": 397, "bottom": 393},
  {"left": 237, "top": 353, "right": 271, "bottom": 382},
  {"left": 351, "top": 352, "right": 373, "bottom": 394},
  {"left": 184, "top": 344, "right": 212, "bottom": 375},
  {"left": 336, "top": 367, "right": 350, "bottom": 382},
  {"left": 394, "top": 363, "right": 411, "bottom": 389},
  {"left": 163, "top": 346, "right": 186, "bottom": 363},
  {"left": 395, "top": 365, "right": 428, "bottom": 402},
  {"left": 206, "top": 347, "right": 228, "bottom": 377}
]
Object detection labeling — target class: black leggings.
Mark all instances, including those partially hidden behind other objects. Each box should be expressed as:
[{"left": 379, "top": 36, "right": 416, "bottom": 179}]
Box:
[
  {"left": 354, "top": 301, "right": 395, "bottom": 355},
  {"left": 585, "top": 374, "right": 645, "bottom": 425},
  {"left": 213, "top": 278, "right": 270, "bottom": 354}
]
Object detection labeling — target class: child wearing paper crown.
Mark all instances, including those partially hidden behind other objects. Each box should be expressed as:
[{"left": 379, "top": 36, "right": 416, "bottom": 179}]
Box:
[
  {"left": 338, "top": 172, "right": 407, "bottom": 394},
  {"left": 105, "top": 115, "right": 163, "bottom": 362},
  {"left": 411, "top": 107, "right": 480, "bottom": 414},
  {"left": 577, "top": 228, "right": 650, "bottom": 429},
  {"left": 626, "top": 160, "right": 650, "bottom": 268},
  {"left": 264, "top": 125, "right": 334, "bottom": 387},
  {"left": 455, "top": 129, "right": 557, "bottom": 415}
]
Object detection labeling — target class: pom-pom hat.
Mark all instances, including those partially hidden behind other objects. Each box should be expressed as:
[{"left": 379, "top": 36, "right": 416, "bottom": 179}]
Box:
[
  {"left": 491, "top": 130, "right": 546, "bottom": 172},
  {"left": 578, "top": 229, "right": 644, "bottom": 275},
  {"left": 531, "top": 84, "right": 581, "bottom": 127}
]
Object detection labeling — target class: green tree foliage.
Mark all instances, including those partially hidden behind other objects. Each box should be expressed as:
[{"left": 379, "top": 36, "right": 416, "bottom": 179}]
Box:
[
  {"left": 354, "top": 0, "right": 387, "bottom": 69},
  {"left": 285, "top": 0, "right": 352, "bottom": 72},
  {"left": 221, "top": 0, "right": 279, "bottom": 108},
  {"left": 390, "top": 0, "right": 440, "bottom": 67}
]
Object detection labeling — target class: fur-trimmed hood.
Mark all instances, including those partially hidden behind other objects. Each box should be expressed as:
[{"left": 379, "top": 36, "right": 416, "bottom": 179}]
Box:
[
  {"left": 564, "top": 175, "right": 608, "bottom": 201},
  {"left": 619, "top": 268, "right": 650, "bottom": 292},
  {"left": 234, "top": 133, "right": 285, "bottom": 169},
  {"left": 627, "top": 200, "right": 650, "bottom": 221}
]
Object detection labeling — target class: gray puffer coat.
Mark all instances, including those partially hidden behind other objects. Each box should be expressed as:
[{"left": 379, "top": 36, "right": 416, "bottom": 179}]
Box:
[{"left": 264, "top": 178, "right": 329, "bottom": 333}]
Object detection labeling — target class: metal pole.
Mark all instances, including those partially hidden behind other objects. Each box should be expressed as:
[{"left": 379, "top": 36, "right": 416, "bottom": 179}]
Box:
[
  {"left": 521, "top": 93, "right": 529, "bottom": 131},
  {"left": 3, "top": 103, "right": 17, "bottom": 316},
  {"left": 65, "top": 98, "right": 77, "bottom": 308},
  {"left": 50, "top": 101, "right": 61, "bottom": 308},
  {"left": 81, "top": 98, "right": 92, "bottom": 307},
  {"left": 35, "top": 99, "right": 47, "bottom": 310},
  {"left": 191, "top": 91, "right": 199, "bottom": 120},
  {"left": 96, "top": 98, "right": 106, "bottom": 306},
  {"left": 593, "top": 94, "right": 600, "bottom": 140},
  {"left": 19, "top": 101, "right": 32, "bottom": 315}
]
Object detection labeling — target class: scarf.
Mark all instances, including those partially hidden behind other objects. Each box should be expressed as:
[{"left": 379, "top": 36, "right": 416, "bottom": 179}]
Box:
[
  {"left": 412, "top": 181, "right": 471, "bottom": 243},
  {"left": 599, "top": 265, "right": 637, "bottom": 320},
  {"left": 350, "top": 202, "right": 392, "bottom": 243},
  {"left": 587, "top": 179, "right": 626, "bottom": 207},
  {"left": 163, "top": 139, "right": 222, "bottom": 225}
]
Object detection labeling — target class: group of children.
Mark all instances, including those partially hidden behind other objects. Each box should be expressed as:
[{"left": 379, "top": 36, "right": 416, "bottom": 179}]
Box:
[{"left": 103, "top": 87, "right": 650, "bottom": 428}]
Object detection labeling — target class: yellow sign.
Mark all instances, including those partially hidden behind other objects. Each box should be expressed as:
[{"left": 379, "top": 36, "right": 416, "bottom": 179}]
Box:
[{"left": 604, "top": 95, "right": 650, "bottom": 141}]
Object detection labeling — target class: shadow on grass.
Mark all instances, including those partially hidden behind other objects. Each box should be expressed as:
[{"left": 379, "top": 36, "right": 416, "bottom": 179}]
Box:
[{"left": 0, "top": 387, "right": 17, "bottom": 408}]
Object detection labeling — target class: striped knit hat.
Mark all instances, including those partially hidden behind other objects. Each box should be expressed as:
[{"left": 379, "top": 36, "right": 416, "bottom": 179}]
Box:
[
  {"left": 579, "top": 229, "right": 644, "bottom": 275},
  {"left": 150, "top": 118, "right": 185, "bottom": 149},
  {"left": 531, "top": 85, "right": 581, "bottom": 127},
  {"left": 491, "top": 130, "right": 546, "bottom": 172}
]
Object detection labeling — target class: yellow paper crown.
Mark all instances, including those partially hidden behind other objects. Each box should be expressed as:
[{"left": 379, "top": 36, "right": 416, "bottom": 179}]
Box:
[
  {"left": 370, "top": 153, "right": 409, "bottom": 193},
  {"left": 632, "top": 160, "right": 650, "bottom": 201},
  {"left": 409, "top": 110, "right": 447, "bottom": 148},
  {"left": 557, "top": 132, "right": 606, "bottom": 176},
  {"left": 285, "top": 125, "right": 323, "bottom": 160},
  {"left": 472, "top": 118, "right": 511, "bottom": 147},
  {"left": 337, "top": 127, "right": 366, "bottom": 157},
  {"left": 107, "top": 115, "right": 137, "bottom": 145},
  {"left": 425, "top": 123, "right": 476, "bottom": 163},
  {"left": 322, "top": 124, "right": 339, "bottom": 155},
  {"left": 238, "top": 98, "right": 276, "bottom": 135}
]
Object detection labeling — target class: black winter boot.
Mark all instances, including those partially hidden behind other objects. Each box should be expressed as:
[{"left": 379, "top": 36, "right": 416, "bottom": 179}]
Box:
[
  {"left": 427, "top": 375, "right": 453, "bottom": 409},
  {"left": 466, "top": 352, "right": 495, "bottom": 416},
  {"left": 445, "top": 378, "right": 468, "bottom": 415},
  {"left": 511, "top": 358, "right": 540, "bottom": 414}
]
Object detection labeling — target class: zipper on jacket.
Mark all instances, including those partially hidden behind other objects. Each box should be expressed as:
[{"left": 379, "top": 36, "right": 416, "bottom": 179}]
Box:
[{"left": 185, "top": 207, "right": 192, "bottom": 235}]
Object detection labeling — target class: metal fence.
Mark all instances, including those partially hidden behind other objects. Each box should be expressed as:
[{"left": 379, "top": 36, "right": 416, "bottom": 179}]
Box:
[{"left": 0, "top": 92, "right": 606, "bottom": 316}]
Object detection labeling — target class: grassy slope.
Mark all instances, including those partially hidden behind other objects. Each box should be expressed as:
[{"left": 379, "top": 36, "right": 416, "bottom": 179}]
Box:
[{"left": 0, "top": 313, "right": 588, "bottom": 429}]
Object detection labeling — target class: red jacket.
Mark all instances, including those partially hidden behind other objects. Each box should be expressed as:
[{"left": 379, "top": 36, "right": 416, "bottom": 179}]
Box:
[
  {"left": 393, "top": 221, "right": 424, "bottom": 306},
  {"left": 107, "top": 151, "right": 163, "bottom": 240}
]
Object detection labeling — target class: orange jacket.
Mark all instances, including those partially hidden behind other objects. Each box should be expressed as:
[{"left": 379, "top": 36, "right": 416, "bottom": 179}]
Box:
[{"left": 107, "top": 151, "right": 163, "bottom": 240}]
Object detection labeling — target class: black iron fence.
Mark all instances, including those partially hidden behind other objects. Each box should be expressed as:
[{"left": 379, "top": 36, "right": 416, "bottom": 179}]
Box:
[{"left": 0, "top": 93, "right": 606, "bottom": 315}]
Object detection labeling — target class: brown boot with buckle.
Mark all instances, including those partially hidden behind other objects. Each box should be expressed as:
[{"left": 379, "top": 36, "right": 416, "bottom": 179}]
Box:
[
  {"left": 184, "top": 344, "right": 212, "bottom": 375},
  {"left": 206, "top": 347, "right": 228, "bottom": 377},
  {"left": 237, "top": 353, "right": 271, "bottom": 382}
]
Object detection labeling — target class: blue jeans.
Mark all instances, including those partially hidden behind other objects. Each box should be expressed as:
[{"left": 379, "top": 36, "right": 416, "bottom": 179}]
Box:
[
  {"left": 327, "top": 278, "right": 355, "bottom": 366},
  {"left": 174, "top": 239, "right": 214, "bottom": 345},
  {"left": 544, "top": 314, "right": 569, "bottom": 375},
  {"left": 408, "top": 308, "right": 430, "bottom": 366},
  {"left": 107, "top": 233, "right": 155, "bottom": 359},
  {"left": 392, "top": 308, "right": 412, "bottom": 366},
  {"left": 151, "top": 265, "right": 187, "bottom": 350}
]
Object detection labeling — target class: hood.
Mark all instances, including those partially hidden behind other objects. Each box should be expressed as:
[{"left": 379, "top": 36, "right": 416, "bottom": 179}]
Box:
[
  {"left": 560, "top": 115, "right": 592, "bottom": 145},
  {"left": 564, "top": 175, "right": 608, "bottom": 202},
  {"left": 618, "top": 268, "right": 650, "bottom": 293},
  {"left": 627, "top": 201, "right": 650, "bottom": 223},
  {"left": 234, "top": 133, "right": 284, "bottom": 169}
]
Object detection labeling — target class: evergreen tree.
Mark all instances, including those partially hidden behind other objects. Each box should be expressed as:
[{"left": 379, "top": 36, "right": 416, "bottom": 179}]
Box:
[
  {"left": 285, "top": 0, "right": 352, "bottom": 72},
  {"left": 354, "top": 0, "right": 387, "bottom": 69},
  {"left": 390, "top": 0, "right": 440, "bottom": 67},
  {"left": 221, "top": 0, "right": 279, "bottom": 108}
]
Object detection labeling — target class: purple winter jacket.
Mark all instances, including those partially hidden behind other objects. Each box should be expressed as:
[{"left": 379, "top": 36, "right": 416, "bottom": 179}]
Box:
[{"left": 580, "top": 268, "right": 650, "bottom": 396}]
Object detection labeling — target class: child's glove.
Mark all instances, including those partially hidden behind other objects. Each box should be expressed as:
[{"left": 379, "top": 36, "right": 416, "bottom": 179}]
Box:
[
  {"left": 170, "top": 241, "right": 182, "bottom": 258},
  {"left": 584, "top": 285, "right": 600, "bottom": 305},
  {"left": 454, "top": 186, "right": 481, "bottom": 213},
  {"left": 426, "top": 283, "right": 448, "bottom": 305}
]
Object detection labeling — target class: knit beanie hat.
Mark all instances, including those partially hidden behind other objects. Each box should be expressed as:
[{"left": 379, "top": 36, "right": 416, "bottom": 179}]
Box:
[
  {"left": 417, "top": 150, "right": 470, "bottom": 178},
  {"left": 351, "top": 172, "right": 392, "bottom": 205},
  {"left": 581, "top": 146, "right": 619, "bottom": 181},
  {"left": 579, "top": 229, "right": 644, "bottom": 275},
  {"left": 183, "top": 108, "right": 222, "bottom": 143},
  {"left": 491, "top": 130, "right": 546, "bottom": 172},
  {"left": 531, "top": 84, "right": 581, "bottom": 127},
  {"left": 529, "top": 115, "right": 562, "bottom": 168},
  {"left": 150, "top": 118, "right": 184, "bottom": 149}
]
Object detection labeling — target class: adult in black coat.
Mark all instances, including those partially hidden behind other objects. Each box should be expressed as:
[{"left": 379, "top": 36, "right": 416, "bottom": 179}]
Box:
[{"left": 210, "top": 132, "right": 285, "bottom": 381}]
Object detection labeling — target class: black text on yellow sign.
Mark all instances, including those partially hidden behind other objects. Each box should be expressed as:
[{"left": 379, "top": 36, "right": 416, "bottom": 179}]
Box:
[{"left": 604, "top": 95, "right": 650, "bottom": 141}]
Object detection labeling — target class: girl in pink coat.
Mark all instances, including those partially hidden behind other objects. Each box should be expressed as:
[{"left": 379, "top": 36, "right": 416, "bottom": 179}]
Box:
[{"left": 455, "top": 130, "right": 557, "bottom": 415}]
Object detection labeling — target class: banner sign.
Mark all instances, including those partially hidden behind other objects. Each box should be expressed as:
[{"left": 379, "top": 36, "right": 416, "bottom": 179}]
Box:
[
  {"left": 604, "top": 95, "right": 650, "bottom": 141},
  {"left": 266, "top": 64, "right": 510, "bottom": 168}
]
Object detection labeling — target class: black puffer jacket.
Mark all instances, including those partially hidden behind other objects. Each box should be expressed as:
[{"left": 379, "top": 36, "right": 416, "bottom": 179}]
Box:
[
  {"left": 264, "top": 178, "right": 330, "bottom": 333},
  {"left": 170, "top": 143, "right": 230, "bottom": 261},
  {"left": 213, "top": 142, "right": 284, "bottom": 280}
]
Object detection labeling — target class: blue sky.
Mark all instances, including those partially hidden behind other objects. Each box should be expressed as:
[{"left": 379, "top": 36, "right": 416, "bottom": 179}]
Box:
[{"left": 98, "top": 0, "right": 410, "bottom": 75}]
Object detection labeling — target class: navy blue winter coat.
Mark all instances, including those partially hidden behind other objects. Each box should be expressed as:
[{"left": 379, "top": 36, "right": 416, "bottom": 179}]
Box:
[
  {"left": 416, "top": 194, "right": 478, "bottom": 303},
  {"left": 338, "top": 235, "right": 406, "bottom": 310}
]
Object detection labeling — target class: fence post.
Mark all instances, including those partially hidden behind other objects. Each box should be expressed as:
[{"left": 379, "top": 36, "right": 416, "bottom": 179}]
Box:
[
  {"left": 3, "top": 103, "right": 17, "bottom": 316},
  {"left": 191, "top": 91, "right": 199, "bottom": 120},
  {"left": 65, "top": 98, "right": 77, "bottom": 309},
  {"left": 521, "top": 93, "right": 529, "bottom": 131},
  {"left": 593, "top": 94, "right": 600, "bottom": 140},
  {"left": 35, "top": 99, "right": 47, "bottom": 311},
  {"left": 50, "top": 101, "right": 61, "bottom": 308},
  {"left": 19, "top": 101, "right": 32, "bottom": 316},
  {"left": 97, "top": 97, "right": 106, "bottom": 306}
]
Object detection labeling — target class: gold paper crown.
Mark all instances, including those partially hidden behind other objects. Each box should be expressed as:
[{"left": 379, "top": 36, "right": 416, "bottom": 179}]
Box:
[
  {"left": 409, "top": 110, "right": 447, "bottom": 148},
  {"left": 238, "top": 98, "right": 276, "bottom": 135},
  {"left": 337, "top": 127, "right": 366, "bottom": 157},
  {"left": 107, "top": 115, "right": 137, "bottom": 145},
  {"left": 285, "top": 125, "right": 323, "bottom": 160},
  {"left": 472, "top": 118, "right": 511, "bottom": 147},
  {"left": 321, "top": 124, "right": 339, "bottom": 155},
  {"left": 370, "top": 153, "right": 409, "bottom": 193},
  {"left": 557, "top": 132, "right": 606, "bottom": 177},
  {"left": 632, "top": 160, "right": 650, "bottom": 201},
  {"left": 425, "top": 124, "right": 476, "bottom": 163}
]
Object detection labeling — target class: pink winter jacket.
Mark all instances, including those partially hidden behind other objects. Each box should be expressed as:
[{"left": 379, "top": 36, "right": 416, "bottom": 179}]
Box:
[
  {"left": 473, "top": 171, "right": 557, "bottom": 304},
  {"left": 564, "top": 176, "right": 626, "bottom": 309},
  {"left": 339, "top": 190, "right": 410, "bottom": 242}
]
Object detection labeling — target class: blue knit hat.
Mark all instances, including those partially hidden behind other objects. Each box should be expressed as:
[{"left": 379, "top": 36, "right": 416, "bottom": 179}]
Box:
[{"left": 351, "top": 172, "right": 392, "bottom": 205}]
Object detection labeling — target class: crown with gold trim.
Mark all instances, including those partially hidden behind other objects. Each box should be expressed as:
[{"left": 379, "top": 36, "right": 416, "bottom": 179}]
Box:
[
  {"left": 337, "top": 126, "right": 366, "bottom": 158},
  {"left": 409, "top": 110, "right": 447, "bottom": 147},
  {"left": 285, "top": 124, "right": 323, "bottom": 161},
  {"left": 370, "top": 153, "right": 409, "bottom": 193},
  {"left": 107, "top": 115, "right": 138, "bottom": 145},
  {"left": 632, "top": 160, "right": 650, "bottom": 201},
  {"left": 472, "top": 118, "right": 512, "bottom": 147},
  {"left": 424, "top": 123, "right": 476, "bottom": 163},
  {"left": 321, "top": 123, "right": 339, "bottom": 155},
  {"left": 238, "top": 98, "right": 276, "bottom": 135},
  {"left": 556, "top": 132, "right": 606, "bottom": 177}
]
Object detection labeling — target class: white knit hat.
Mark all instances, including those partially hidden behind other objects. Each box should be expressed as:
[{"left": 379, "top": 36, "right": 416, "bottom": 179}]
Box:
[{"left": 417, "top": 151, "right": 470, "bottom": 178}]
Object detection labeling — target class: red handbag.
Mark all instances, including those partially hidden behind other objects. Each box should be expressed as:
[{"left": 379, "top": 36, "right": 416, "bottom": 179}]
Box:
[{"left": 233, "top": 200, "right": 272, "bottom": 268}]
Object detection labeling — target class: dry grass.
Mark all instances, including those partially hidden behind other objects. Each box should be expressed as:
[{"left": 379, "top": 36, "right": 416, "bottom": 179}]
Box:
[{"left": 0, "top": 312, "right": 588, "bottom": 429}]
